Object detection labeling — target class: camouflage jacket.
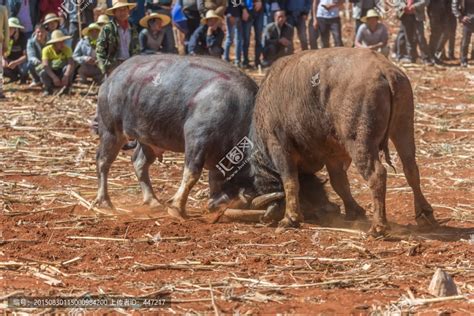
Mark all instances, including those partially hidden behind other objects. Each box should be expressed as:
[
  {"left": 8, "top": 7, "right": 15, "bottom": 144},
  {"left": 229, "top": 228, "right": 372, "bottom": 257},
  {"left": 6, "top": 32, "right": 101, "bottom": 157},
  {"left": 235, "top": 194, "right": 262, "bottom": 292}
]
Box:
[{"left": 96, "top": 19, "right": 140, "bottom": 74}]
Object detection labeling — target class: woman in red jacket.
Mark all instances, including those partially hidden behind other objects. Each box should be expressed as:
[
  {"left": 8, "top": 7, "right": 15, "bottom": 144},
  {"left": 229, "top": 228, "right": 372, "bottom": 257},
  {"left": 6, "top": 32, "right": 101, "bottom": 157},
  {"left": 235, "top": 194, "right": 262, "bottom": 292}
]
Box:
[{"left": 39, "top": 0, "right": 61, "bottom": 20}]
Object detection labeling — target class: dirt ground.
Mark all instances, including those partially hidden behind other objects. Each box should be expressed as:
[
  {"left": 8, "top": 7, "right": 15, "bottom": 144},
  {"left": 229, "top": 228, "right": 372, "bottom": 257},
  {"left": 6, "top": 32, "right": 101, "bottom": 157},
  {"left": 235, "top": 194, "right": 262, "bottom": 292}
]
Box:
[{"left": 1, "top": 20, "right": 474, "bottom": 315}]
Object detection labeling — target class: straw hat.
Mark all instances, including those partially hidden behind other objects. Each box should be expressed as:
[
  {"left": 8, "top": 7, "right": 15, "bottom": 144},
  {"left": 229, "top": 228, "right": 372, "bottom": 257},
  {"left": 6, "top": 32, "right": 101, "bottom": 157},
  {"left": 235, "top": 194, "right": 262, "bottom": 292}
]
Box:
[
  {"left": 139, "top": 12, "right": 171, "bottom": 28},
  {"left": 46, "top": 30, "right": 72, "bottom": 45},
  {"left": 8, "top": 17, "right": 24, "bottom": 29},
  {"left": 97, "top": 14, "right": 110, "bottom": 26},
  {"left": 105, "top": 0, "right": 137, "bottom": 16},
  {"left": 43, "top": 13, "right": 61, "bottom": 25},
  {"left": 201, "top": 10, "right": 222, "bottom": 24},
  {"left": 82, "top": 23, "right": 101, "bottom": 37},
  {"left": 361, "top": 9, "right": 381, "bottom": 23}
]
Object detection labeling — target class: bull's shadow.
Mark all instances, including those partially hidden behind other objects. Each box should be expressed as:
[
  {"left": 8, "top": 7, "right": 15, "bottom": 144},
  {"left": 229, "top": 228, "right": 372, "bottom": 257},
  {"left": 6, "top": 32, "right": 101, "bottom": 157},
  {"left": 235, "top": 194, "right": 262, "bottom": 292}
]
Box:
[
  {"left": 308, "top": 212, "right": 474, "bottom": 242},
  {"left": 269, "top": 174, "right": 474, "bottom": 243}
]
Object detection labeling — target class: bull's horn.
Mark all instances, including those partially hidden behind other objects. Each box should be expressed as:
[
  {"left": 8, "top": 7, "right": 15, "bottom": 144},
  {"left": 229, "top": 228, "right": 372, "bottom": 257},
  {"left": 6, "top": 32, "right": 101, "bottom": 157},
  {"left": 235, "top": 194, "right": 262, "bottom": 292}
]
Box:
[{"left": 251, "top": 192, "right": 285, "bottom": 209}]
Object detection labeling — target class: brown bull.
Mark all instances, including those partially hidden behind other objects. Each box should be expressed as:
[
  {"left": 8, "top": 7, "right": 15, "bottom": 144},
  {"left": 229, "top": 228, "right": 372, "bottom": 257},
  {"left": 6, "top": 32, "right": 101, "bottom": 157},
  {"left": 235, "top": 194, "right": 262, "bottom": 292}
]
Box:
[{"left": 250, "top": 47, "right": 438, "bottom": 235}]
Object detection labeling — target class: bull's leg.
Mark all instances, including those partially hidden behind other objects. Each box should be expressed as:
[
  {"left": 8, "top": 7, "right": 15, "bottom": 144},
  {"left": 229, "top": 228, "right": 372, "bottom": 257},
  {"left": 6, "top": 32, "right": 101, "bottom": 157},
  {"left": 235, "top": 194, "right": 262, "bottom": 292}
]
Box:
[
  {"left": 207, "top": 169, "right": 228, "bottom": 211},
  {"left": 268, "top": 142, "right": 304, "bottom": 230},
  {"left": 390, "top": 130, "right": 438, "bottom": 228},
  {"left": 326, "top": 158, "right": 366, "bottom": 220},
  {"left": 167, "top": 146, "right": 205, "bottom": 220},
  {"left": 132, "top": 143, "right": 160, "bottom": 208},
  {"left": 352, "top": 150, "right": 388, "bottom": 236},
  {"left": 94, "top": 131, "right": 126, "bottom": 209}
]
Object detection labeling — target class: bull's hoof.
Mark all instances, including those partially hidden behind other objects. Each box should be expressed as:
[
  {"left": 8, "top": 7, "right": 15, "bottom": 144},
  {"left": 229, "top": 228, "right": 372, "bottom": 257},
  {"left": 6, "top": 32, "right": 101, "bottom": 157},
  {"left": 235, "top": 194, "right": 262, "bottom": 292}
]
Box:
[
  {"left": 368, "top": 223, "right": 389, "bottom": 238},
  {"left": 144, "top": 198, "right": 161, "bottom": 209},
  {"left": 416, "top": 211, "right": 439, "bottom": 230},
  {"left": 345, "top": 206, "right": 367, "bottom": 221},
  {"left": 275, "top": 217, "right": 301, "bottom": 234},
  {"left": 167, "top": 206, "right": 188, "bottom": 221},
  {"left": 92, "top": 196, "right": 115, "bottom": 210}
]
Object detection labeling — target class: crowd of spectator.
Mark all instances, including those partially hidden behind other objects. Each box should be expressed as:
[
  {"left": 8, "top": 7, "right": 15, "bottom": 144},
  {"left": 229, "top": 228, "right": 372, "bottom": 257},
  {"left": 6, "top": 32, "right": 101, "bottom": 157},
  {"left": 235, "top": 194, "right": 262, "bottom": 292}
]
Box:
[{"left": 0, "top": 0, "right": 472, "bottom": 99}]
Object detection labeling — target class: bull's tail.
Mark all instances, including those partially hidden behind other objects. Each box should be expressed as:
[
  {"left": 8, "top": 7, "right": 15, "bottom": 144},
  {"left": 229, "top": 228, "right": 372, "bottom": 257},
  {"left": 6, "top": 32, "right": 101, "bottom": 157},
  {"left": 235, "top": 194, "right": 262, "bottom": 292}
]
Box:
[{"left": 381, "top": 73, "right": 397, "bottom": 174}]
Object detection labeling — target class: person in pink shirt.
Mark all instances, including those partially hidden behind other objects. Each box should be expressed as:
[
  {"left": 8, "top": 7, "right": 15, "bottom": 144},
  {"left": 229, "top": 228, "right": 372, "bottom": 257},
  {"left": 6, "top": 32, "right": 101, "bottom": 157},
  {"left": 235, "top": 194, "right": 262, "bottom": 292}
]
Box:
[{"left": 39, "top": 0, "right": 61, "bottom": 20}]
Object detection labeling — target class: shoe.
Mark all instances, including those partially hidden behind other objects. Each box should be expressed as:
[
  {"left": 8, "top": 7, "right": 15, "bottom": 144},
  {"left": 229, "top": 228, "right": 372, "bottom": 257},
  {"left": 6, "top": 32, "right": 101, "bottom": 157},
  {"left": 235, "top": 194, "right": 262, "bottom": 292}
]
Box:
[
  {"left": 29, "top": 81, "right": 41, "bottom": 88},
  {"left": 233, "top": 61, "right": 241, "bottom": 68},
  {"left": 42, "top": 90, "right": 53, "bottom": 96},
  {"left": 434, "top": 57, "right": 444, "bottom": 66},
  {"left": 400, "top": 57, "right": 413, "bottom": 64},
  {"left": 0, "top": 92, "right": 6, "bottom": 99},
  {"left": 460, "top": 61, "right": 468, "bottom": 68}
]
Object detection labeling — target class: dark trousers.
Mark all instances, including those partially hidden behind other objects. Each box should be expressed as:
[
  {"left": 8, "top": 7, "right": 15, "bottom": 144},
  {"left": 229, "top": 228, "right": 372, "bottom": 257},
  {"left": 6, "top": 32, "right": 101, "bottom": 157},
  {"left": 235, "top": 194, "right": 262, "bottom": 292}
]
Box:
[
  {"left": 39, "top": 67, "right": 72, "bottom": 93},
  {"left": 184, "top": 10, "right": 201, "bottom": 54},
  {"left": 400, "top": 14, "right": 431, "bottom": 62},
  {"left": 242, "top": 9, "right": 264, "bottom": 65},
  {"left": 263, "top": 42, "right": 292, "bottom": 65},
  {"left": 27, "top": 61, "right": 41, "bottom": 83},
  {"left": 287, "top": 11, "right": 309, "bottom": 50},
  {"left": 428, "top": 6, "right": 446, "bottom": 57},
  {"left": 3, "top": 61, "right": 28, "bottom": 82},
  {"left": 309, "top": 17, "right": 320, "bottom": 49},
  {"left": 460, "top": 21, "right": 474, "bottom": 63},
  {"left": 317, "top": 17, "right": 343, "bottom": 48}
]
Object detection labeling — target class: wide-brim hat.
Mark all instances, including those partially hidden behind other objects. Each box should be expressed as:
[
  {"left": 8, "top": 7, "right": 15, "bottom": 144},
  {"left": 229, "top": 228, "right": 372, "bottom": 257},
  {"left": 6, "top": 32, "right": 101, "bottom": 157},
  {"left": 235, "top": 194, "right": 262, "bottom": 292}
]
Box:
[
  {"left": 43, "top": 13, "right": 61, "bottom": 25},
  {"left": 361, "top": 9, "right": 381, "bottom": 23},
  {"left": 8, "top": 17, "right": 24, "bottom": 29},
  {"left": 46, "top": 30, "right": 72, "bottom": 45},
  {"left": 201, "top": 10, "right": 223, "bottom": 24},
  {"left": 82, "top": 23, "right": 101, "bottom": 37},
  {"left": 139, "top": 12, "right": 171, "bottom": 28},
  {"left": 105, "top": 0, "right": 137, "bottom": 16},
  {"left": 97, "top": 14, "right": 110, "bottom": 25}
]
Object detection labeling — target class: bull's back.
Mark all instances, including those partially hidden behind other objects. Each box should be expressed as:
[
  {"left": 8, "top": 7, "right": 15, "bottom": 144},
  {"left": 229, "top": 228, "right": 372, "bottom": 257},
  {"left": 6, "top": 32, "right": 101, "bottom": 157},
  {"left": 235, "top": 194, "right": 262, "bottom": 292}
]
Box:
[{"left": 98, "top": 54, "right": 258, "bottom": 157}]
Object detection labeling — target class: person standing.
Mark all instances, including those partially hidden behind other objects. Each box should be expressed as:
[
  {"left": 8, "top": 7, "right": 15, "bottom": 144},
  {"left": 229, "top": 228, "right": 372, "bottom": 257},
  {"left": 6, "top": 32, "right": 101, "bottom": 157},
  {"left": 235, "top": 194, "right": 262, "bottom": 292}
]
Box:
[
  {"left": 242, "top": 0, "right": 264, "bottom": 68},
  {"left": 6, "top": 0, "right": 39, "bottom": 38},
  {"left": 62, "top": 0, "right": 97, "bottom": 48},
  {"left": 395, "top": 0, "right": 433, "bottom": 65},
  {"left": 96, "top": 0, "right": 139, "bottom": 75},
  {"left": 224, "top": 0, "right": 245, "bottom": 66},
  {"left": 0, "top": 4, "right": 9, "bottom": 99},
  {"left": 452, "top": 0, "right": 474, "bottom": 67},
  {"left": 309, "top": 0, "right": 320, "bottom": 49},
  {"left": 314, "top": 0, "right": 344, "bottom": 48},
  {"left": 285, "top": 0, "right": 311, "bottom": 50}
]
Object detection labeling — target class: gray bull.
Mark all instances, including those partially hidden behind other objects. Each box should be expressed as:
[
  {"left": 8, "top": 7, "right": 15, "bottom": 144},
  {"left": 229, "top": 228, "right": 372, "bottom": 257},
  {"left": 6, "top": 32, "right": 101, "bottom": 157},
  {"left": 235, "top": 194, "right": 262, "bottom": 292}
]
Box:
[
  {"left": 250, "top": 48, "right": 438, "bottom": 235},
  {"left": 93, "top": 54, "right": 258, "bottom": 218}
]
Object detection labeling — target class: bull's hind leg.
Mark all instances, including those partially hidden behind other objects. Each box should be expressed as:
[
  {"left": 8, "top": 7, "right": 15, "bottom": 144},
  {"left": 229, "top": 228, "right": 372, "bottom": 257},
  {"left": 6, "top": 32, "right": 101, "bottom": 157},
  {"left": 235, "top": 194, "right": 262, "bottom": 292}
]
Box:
[
  {"left": 94, "top": 130, "right": 126, "bottom": 209},
  {"left": 352, "top": 149, "right": 388, "bottom": 236},
  {"left": 167, "top": 144, "right": 205, "bottom": 220},
  {"left": 390, "top": 128, "right": 438, "bottom": 229},
  {"left": 132, "top": 143, "right": 160, "bottom": 208},
  {"left": 326, "top": 157, "right": 366, "bottom": 220},
  {"left": 267, "top": 140, "right": 304, "bottom": 231}
]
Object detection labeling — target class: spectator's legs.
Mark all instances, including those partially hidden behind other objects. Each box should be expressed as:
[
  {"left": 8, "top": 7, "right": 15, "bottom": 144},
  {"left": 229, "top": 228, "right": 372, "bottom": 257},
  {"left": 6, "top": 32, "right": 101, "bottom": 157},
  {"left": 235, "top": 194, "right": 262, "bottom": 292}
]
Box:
[
  {"left": 401, "top": 15, "right": 417, "bottom": 62},
  {"left": 184, "top": 16, "right": 200, "bottom": 54},
  {"left": 224, "top": 16, "right": 235, "bottom": 62},
  {"left": 297, "top": 14, "right": 309, "bottom": 50},
  {"left": 330, "top": 17, "right": 343, "bottom": 47},
  {"left": 254, "top": 10, "right": 264, "bottom": 66},
  {"left": 234, "top": 17, "right": 243, "bottom": 66},
  {"left": 27, "top": 61, "right": 41, "bottom": 84},
  {"left": 318, "top": 17, "right": 330, "bottom": 48},
  {"left": 19, "top": 62, "right": 29, "bottom": 84},
  {"left": 262, "top": 43, "right": 278, "bottom": 65},
  {"left": 78, "top": 64, "right": 103, "bottom": 84},
  {"left": 414, "top": 20, "right": 432, "bottom": 62},
  {"left": 69, "top": 21, "right": 80, "bottom": 49},
  {"left": 3, "top": 66, "right": 19, "bottom": 82},
  {"left": 448, "top": 14, "right": 457, "bottom": 59},
  {"left": 242, "top": 14, "right": 253, "bottom": 66},
  {"left": 39, "top": 69, "right": 54, "bottom": 94},
  {"left": 0, "top": 43, "right": 4, "bottom": 98},
  {"left": 309, "top": 16, "right": 319, "bottom": 49},
  {"left": 428, "top": 9, "right": 443, "bottom": 58},
  {"left": 460, "top": 24, "right": 473, "bottom": 65}
]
